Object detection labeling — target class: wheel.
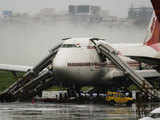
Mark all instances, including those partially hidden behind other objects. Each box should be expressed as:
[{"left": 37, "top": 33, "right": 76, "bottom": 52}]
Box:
[
  {"left": 126, "top": 100, "right": 133, "bottom": 106},
  {"left": 109, "top": 100, "right": 116, "bottom": 105}
]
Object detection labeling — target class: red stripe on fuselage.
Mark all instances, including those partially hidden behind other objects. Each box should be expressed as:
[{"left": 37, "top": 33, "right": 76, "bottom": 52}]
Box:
[
  {"left": 67, "top": 63, "right": 107, "bottom": 67},
  {"left": 67, "top": 62, "right": 139, "bottom": 68},
  {"left": 87, "top": 46, "right": 95, "bottom": 49}
]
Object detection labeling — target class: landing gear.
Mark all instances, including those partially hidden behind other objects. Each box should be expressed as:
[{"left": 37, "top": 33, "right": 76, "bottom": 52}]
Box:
[
  {"left": 67, "top": 89, "right": 78, "bottom": 98},
  {"left": 67, "top": 86, "right": 81, "bottom": 98},
  {"left": 57, "top": 86, "right": 81, "bottom": 102}
]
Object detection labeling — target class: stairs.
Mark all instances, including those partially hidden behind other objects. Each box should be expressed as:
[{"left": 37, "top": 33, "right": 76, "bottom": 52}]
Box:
[
  {"left": 91, "top": 39, "right": 160, "bottom": 98},
  {"left": 0, "top": 44, "right": 61, "bottom": 102}
]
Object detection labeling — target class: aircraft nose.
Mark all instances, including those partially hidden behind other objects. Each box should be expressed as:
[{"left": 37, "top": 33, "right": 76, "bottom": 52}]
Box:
[
  {"left": 53, "top": 60, "right": 67, "bottom": 70},
  {"left": 52, "top": 51, "right": 68, "bottom": 72}
]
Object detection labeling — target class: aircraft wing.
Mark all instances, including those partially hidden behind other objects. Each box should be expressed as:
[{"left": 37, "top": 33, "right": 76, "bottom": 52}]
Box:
[
  {"left": 109, "top": 69, "right": 160, "bottom": 79},
  {"left": 136, "top": 69, "right": 160, "bottom": 78},
  {"left": 0, "top": 64, "right": 33, "bottom": 72},
  {"left": 151, "top": 0, "right": 160, "bottom": 22},
  {"left": 127, "top": 56, "right": 160, "bottom": 65}
]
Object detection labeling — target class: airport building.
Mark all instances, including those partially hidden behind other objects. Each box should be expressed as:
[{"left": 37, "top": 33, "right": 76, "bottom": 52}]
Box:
[
  {"left": 69, "top": 5, "right": 101, "bottom": 16},
  {"left": 128, "top": 6, "right": 153, "bottom": 25},
  {"left": 0, "top": 10, "right": 13, "bottom": 18},
  {"left": 68, "top": 5, "right": 102, "bottom": 22}
]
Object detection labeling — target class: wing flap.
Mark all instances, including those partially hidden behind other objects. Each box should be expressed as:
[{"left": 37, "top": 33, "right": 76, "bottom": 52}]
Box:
[
  {"left": 107, "top": 69, "right": 160, "bottom": 79},
  {"left": 136, "top": 69, "right": 160, "bottom": 78},
  {"left": 0, "top": 64, "right": 32, "bottom": 72},
  {"left": 104, "top": 69, "right": 160, "bottom": 80},
  {"left": 127, "top": 56, "right": 160, "bottom": 65}
]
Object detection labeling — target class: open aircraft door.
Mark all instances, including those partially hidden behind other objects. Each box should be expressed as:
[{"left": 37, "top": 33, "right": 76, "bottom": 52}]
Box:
[{"left": 88, "top": 40, "right": 101, "bottom": 71}]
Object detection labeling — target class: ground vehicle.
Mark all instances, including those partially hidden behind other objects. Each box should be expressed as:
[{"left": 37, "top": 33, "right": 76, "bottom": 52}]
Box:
[
  {"left": 139, "top": 107, "right": 160, "bottom": 120},
  {"left": 106, "top": 91, "right": 134, "bottom": 105}
]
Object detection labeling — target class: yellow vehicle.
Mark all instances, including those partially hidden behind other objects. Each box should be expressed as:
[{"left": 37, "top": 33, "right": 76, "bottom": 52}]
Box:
[{"left": 106, "top": 91, "right": 134, "bottom": 106}]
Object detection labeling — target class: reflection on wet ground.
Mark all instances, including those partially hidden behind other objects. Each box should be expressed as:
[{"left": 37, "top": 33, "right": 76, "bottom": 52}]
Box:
[{"left": 0, "top": 102, "right": 137, "bottom": 120}]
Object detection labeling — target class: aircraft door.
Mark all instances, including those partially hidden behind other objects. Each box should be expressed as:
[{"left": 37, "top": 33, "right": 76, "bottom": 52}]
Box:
[{"left": 88, "top": 41, "right": 100, "bottom": 71}]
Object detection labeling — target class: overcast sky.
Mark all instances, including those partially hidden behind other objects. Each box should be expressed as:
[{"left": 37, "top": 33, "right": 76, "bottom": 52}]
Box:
[{"left": 0, "top": 0, "right": 151, "bottom": 17}]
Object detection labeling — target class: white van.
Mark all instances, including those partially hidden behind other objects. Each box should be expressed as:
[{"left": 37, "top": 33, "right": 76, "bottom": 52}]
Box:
[{"left": 140, "top": 107, "right": 160, "bottom": 120}]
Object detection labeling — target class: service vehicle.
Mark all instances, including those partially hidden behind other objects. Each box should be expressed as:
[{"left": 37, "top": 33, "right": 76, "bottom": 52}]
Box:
[
  {"left": 140, "top": 107, "right": 160, "bottom": 120},
  {"left": 106, "top": 91, "right": 134, "bottom": 106}
]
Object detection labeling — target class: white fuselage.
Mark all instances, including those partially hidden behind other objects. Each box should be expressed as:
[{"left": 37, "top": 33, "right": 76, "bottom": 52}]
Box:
[{"left": 52, "top": 38, "right": 158, "bottom": 87}]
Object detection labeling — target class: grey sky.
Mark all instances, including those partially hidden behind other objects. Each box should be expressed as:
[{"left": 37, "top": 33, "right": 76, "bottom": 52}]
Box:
[{"left": 0, "top": 0, "right": 151, "bottom": 17}]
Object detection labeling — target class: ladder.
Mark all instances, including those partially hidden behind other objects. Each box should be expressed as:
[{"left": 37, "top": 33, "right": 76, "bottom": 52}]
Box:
[
  {"left": 92, "top": 40, "right": 160, "bottom": 98},
  {"left": 0, "top": 44, "right": 61, "bottom": 102}
]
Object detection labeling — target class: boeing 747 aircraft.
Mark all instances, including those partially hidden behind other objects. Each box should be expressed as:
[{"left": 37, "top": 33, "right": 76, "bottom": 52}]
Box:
[{"left": 0, "top": 0, "right": 160, "bottom": 102}]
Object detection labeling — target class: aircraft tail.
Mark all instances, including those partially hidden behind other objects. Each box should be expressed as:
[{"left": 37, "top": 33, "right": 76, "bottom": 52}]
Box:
[{"left": 144, "top": 0, "right": 160, "bottom": 51}]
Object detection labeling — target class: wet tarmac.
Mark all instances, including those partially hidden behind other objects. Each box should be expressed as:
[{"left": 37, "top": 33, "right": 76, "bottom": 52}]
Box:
[{"left": 0, "top": 102, "right": 137, "bottom": 120}]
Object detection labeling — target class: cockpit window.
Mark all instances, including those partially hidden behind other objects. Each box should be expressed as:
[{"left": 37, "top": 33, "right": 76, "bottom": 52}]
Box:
[{"left": 62, "top": 44, "right": 80, "bottom": 48}]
